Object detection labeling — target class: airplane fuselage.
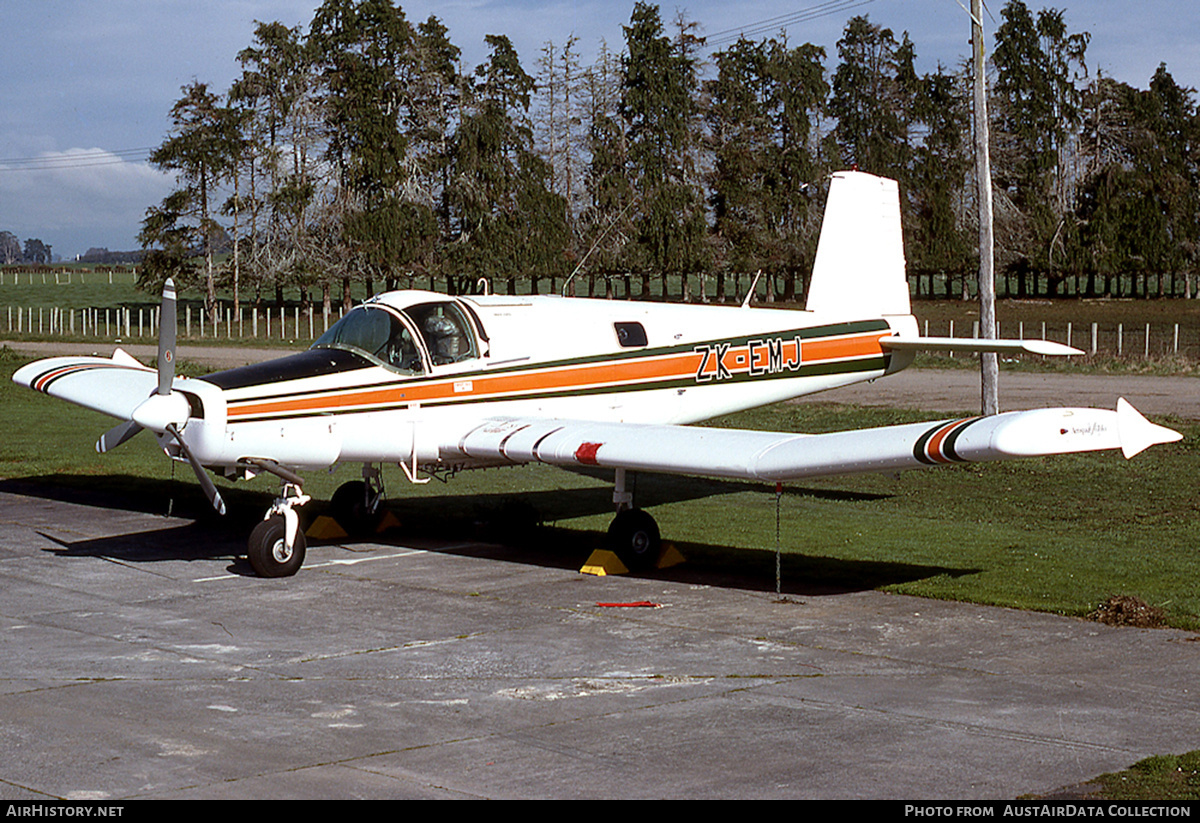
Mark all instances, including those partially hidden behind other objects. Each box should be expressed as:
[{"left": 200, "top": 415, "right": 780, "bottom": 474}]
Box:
[{"left": 177, "top": 291, "right": 918, "bottom": 474}]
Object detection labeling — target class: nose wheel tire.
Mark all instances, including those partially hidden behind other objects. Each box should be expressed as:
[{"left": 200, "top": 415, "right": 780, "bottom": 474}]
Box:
[
  {"left": 248, "top": 515, "right": 306, "bottom": 577},
  {"left": 606, "top": 509, "right": 661, "bottom": 572}
]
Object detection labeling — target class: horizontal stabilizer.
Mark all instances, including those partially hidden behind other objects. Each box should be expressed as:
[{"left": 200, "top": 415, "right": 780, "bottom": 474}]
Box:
[{"left": 879, "top": 336, "right": 1083, "bottom": 356}]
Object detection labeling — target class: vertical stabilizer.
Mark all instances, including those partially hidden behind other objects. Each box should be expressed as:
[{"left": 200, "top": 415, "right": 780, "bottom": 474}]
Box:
[{"left": 805, "top": 171, "right": 910, "bottom": 317}]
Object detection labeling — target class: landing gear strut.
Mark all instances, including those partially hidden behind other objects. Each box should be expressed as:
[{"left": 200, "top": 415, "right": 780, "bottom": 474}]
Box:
[
  {"left": 248, "top": 480, "right": 310, "bottom": 577},
  {"left": 605, "top": 468, "right": 661, "bottom": 571}
]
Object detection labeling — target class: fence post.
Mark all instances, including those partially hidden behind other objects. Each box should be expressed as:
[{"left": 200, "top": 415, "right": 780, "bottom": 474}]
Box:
[
  {"left": 1145, "top": 323, "right": 1150, "bottom": 359},
  {"left": 1091, "top": 323, "right": 1098, "bottom": 355},
  {"left": 1118, "top": 323, "right": 1123, "bottom": 356}
]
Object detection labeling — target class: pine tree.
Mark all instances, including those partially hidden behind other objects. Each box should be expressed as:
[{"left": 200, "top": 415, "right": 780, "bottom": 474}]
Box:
[
  {"left": 620, "top": 2, "right": 707, "bottom": 299},
  {"left": 991, "top": 0, "right": 1089, "bottom": 296},
  {"left": 142, "top": 81, "right": 242, "bottom": 321},
  {"left": 706, "top": 35, "right": 829, "bottom": 301},
  {"left": 828, "top": 16, "right": 914, "bottom": 179},
  {"left": 309, "top": 0, "right": 433, "bottom": 305},
  {"left": 448, "top": 35, "right": 568, "bottom": 294}
]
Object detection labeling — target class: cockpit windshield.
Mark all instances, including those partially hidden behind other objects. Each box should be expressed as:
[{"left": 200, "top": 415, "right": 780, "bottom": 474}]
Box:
[{"left": 312, "top": 306, "right": 424, "bottom": 374}]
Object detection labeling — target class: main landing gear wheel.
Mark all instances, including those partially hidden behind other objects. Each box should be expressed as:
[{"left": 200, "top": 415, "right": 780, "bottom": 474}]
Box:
[
  {"left": 330, "top": 480, "right": 380, "bottom": 536},
  {"left": 248, "top": 515, "right": 306, "bottom": 577},
  {"left": 606, "top": 509, "right": 661, "bottom": 572}
]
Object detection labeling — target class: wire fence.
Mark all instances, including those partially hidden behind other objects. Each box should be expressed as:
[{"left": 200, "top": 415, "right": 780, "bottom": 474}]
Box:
[
  {"left": 6, "top": 303, "right": 1200, "bottom": 362},
  {"left": 919, "top": 319, "right": 1200, "bottom": 361},
  {"left": 5, "top": 303, "right": 342, "bottom": 343}
]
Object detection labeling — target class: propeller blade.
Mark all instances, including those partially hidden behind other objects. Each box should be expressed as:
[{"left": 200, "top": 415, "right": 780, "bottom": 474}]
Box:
[
  {"left": 158, "top": 278, "right": 177, "bottom": 396},
  {"left": 166, "top": 423, "right": 227, "bottom": 516},
  {"left": 96, "top": 420, "right": 143, "bottom": 453}
]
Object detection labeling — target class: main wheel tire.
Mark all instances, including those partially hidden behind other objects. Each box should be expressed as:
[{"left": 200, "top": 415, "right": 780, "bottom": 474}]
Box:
[
  {"left": 248, "top": 515, "right": 306, "bottom": 577},
  {"left": 330, "top": 480, "right": 380, "bottom": 536},
  {"left": 606, "top": 509, "right": 661, "bottom": 571}
]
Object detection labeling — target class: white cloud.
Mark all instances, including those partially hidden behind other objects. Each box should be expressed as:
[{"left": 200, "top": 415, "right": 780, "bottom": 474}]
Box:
[{"left": 0, "top": 149, "right": 174, "bottom": 257}]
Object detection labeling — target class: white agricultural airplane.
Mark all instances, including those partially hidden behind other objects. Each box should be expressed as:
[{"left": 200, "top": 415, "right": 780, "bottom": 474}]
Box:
[{"left": 13, "top": 171, "right": 1182, "bottom": 577}]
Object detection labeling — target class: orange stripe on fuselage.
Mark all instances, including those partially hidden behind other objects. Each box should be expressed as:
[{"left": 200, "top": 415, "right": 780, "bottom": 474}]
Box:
[
  {"left": 226, "top": 330, "right": 887, "bottom": 420},
  {"left": 802, "top": 334, "right": 887, "bottom": 363},
  {"left": 227, "top": 349, "right": 698, "bottom": 419}
]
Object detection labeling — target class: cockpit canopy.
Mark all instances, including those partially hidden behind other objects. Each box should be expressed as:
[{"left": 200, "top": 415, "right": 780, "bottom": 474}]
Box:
[{"left": 312, "top": 300, "right": 479, "bottom": 374}]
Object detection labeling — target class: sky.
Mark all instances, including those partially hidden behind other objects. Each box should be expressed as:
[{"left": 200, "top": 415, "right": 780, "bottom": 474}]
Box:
[{"left": 1, "top": 0, "right": 1196, "bottom": 260}]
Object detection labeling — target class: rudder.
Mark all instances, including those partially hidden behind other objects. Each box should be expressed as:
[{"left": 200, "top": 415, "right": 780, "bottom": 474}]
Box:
[{"left": 805, "top": 171, "right": 910, "bottom": 318}]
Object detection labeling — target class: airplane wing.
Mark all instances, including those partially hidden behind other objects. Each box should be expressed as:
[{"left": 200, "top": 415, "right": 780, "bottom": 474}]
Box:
[
  {"left": 442, "top": 399, "right": 1180, "bottom": 482},
  {"left": 13, "top": 350, "right": 157, "bottom": 420}
]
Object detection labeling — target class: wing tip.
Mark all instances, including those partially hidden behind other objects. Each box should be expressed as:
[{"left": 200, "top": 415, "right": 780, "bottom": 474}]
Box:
[{"left": 1116, "top": 397, "right": 1182, "bottom": 459}]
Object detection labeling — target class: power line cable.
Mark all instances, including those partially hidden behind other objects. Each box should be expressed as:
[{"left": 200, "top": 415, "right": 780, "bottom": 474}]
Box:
[
  {"left": 703, "top": 0, "right": 876, "bottom": 49},
  {"left": 0, "top": 147, "right": 155, "bottom": 172}
]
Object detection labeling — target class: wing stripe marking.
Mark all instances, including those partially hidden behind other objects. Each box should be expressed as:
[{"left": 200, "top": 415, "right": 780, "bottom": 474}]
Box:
[{"left": 913, "top": 418, "right": 981, "bottom": 464}]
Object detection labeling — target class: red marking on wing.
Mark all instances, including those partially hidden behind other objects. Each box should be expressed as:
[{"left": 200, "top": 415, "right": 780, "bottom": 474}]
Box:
[{"left": 574, "top": 442, "right": 603, "bottom": 465}]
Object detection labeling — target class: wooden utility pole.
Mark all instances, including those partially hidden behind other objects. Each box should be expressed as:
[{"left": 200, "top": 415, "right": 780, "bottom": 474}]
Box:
[{"left": 972, "top": 0, "right": 999, "bottom": 415}]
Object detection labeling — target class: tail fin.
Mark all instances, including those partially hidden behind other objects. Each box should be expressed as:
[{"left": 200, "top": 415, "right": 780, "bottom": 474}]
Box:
[{"left": 805, "top": 170, "right": 910, "bottom": 317}]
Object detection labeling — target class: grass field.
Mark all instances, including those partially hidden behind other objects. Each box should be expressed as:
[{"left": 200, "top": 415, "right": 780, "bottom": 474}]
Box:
[{"left": 2, "top": 345, "right": 1196, "bottom": 629}]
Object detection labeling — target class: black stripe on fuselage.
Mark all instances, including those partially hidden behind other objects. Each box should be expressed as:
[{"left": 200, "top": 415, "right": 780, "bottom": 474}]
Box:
[
  {"left": 223, "top": 355, "right": 892, "bottom": 424},
  {"left": 203, "top": 349, "right": 374, "bottom": 390},
  {"left": 214, "top": 319, "right": 892, "bottom": 405}
]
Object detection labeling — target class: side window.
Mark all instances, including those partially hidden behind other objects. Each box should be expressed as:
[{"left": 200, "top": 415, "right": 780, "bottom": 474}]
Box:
[
  {"left": 406, "top": 302, "right": 479, "bottom": 366},
  {"left": 614, "top": 322, "right": 648, "bottom": 348},
  {"left": 312, "top": 306, "right": 425, "bottom": 374}
]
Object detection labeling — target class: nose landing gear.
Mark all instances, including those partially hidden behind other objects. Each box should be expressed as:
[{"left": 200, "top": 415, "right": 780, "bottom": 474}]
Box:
[{"left": 248, "top": 480, "right": 310, "bottom": 577}]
